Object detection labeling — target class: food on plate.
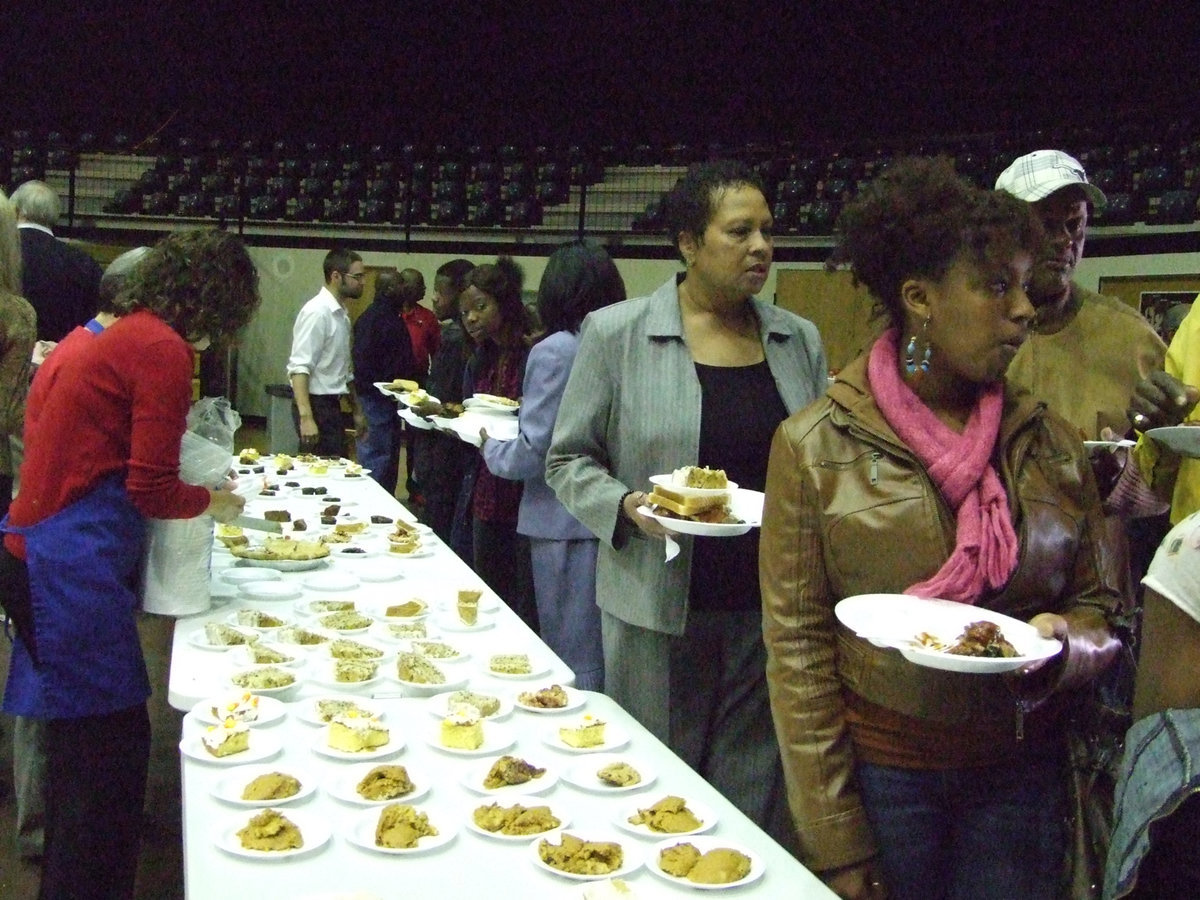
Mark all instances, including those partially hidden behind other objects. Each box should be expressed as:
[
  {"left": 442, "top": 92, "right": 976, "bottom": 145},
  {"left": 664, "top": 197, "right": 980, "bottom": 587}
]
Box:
[
  {"left": 241, "top": 772, "right": 301, "bottom": 801},
  {"left": 318, "top": 527, "right": 348, "bottom": 540},
  {"left": 238, "top": 448, "right": 261, "bottom": 464},
  {"left": 658, "top": 842, "right": 752, "bottom": 884},
  {"left": 291, "top": 518, "right": 307, "bottom": 531},
  {"left": 356, "top": 764, "right": 414, "bottom": 801},
  {"left": 328, "top": 712, "right": 389, "bottom": 752},
  {"left": 300, "top": 485, "right": 327, "bottom": 495},
  {"left": 334, "top": 659, "right": 378, "bottom": 683},
  {"left": 647, "top": 483, "right": 737, "bottom": 524},
  {"left": 670, "top": 465, "right": 728, "bottom": 489},
  {"left": 482, "top": 755, "right": 545, "bottom": 789},
  {"left": 262, "top": 509, "right": 291, "bottom": 523},
  {"left": 489, "top": 653, "right": 532, "bottom": 675},
  {"left": 388, "top": 539, "right": 422, "bottom": 556},
  {"left": 411, "top": 640, "right": 460, "bottom": 660},
  {"left": 375, "top": 803, "right": 438, "bottom": 849},
  {"left": 309, "top": 599, "right": 355, "bottom": 613},
  {"left": 597, "top": 762, "right": 642, "bottom": 788},
  {"left": 518, "top": 684, "right": 568, "bottom": 709},
  {"left": 437, "top": 401, "right": 464, "bottom": 419},
  {"left": 370, "top": 514, "right": 394, "bottom": 525},
  {"left": 315, "top": 698, "right": 377, "bottom": 723},
  {"left": 440, "top": 705, "right": 484, "bottom": 750},
  {"left": 538, "top": 833, "right": 624, "bottom": 876},
  {"left": 216, "top": 533, "right": 249, "bottom": 549},
  {"left": 231, "top": 537, "right": 330, "bottom": 561},
  {"left": 321, "top": 505, "right": 342, "bottom": 517},
  {"left": 389, "top": 378, "right": 419, "bottom": 393},
  {"left": 234, "top": 610, "right": 286, "bottom": 629},
  {"left": 472, "top": 802, "right": 560, "bottom": 835},
  {"left": 273, "top": 454, "right": 295, "bottom": 472},
  {"left": 559, "top": 714, "right": 606, "bottom": 748},
  {"left": 245, "top": 645, "right": 295, "bottom": 666},
  {"left": 210, "top": 692, "right": 260, "bottom": 724},
  {"left": 344, "top": 463, "right": 364, "bottom": 478},
  {"left": 204, "top": 623, "right": 256, "bottom": 647},
  {"left": 320, "top": 611, "right": 373, "bottom": 632},
  {"left": 386, "top": 600, "right": 426, "bottom": 618},
  {"left": 310, "top": 464, "right": 328, "bottom": 475},
  {"left": 202, "top": 717, "right": 250, "bottom": 758},
  {"left": 387, "top": 622, "right": 427, "bottom": 639},
  {"left": 335, "top": 521, "right": 367, "bottom": 535},
  {"left": 475, "top": 392, "right": 520, "bottom": 408},
  {"left": 338, "top": 546, "right": 367, "bottom": 555},
  {"left": 945, "top": 620, "right": 1018, "bottom": 658},
  {"left": 237, "top": 809, "right": 303, "bottom": 852},
  {"left": 329, "top": 639, "right": 385, "bottom": 660},
  {"left": 627, "top": 796, "right": 702, "bottom": 833},
  {"left": 231, "top": 666, "right": 295, "bottom": 691},
  {"left": 457, "top": 589, "right": 481, "bottom": 625},
  {"left": 446, "top": 690, "right": 501, "bottom": 717},
  {"left": 276, "top": 626, "right": 329, "bottom": 646},
  {"left": 396, "top": 652, "right": 445, "bottom": 684}
]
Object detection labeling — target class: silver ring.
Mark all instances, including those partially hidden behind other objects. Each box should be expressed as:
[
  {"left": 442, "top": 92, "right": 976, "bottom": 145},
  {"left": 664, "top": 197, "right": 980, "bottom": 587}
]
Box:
[{"left": 1133, "top": 413, "right": 1148, "bottom": 427}]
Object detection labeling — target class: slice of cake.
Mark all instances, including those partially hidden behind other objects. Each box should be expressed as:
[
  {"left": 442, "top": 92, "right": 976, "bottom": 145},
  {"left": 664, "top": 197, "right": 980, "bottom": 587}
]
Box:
[
  {"left": 230, "top": 666, "right": 295, "bottom": 691},
  {"left": 387, "top": 622, "right": 427, "bottom": 639},
  {"left": 309, "top": 599, "right": 355, "bottom": 614},
  {"left": 671, "top": 465, "right": 728, "bottom": 489},
  {"left": 235, "top": 610, "right": 286, "bottom": 629},
  {"left": 204, "top": 622, "right": 255, "bottom": 646},
  {"left": 387, "top": 537, "right": 422, "bottom": 555},
  {"left": 411, "top": 640, "right": 460, "bottom": 660},
  {"left": 246, "top": 644, "right": 295, "bottom": 665},
  {"left": 201, "top": 717, "right": 250, "bottom": 758},
  {"left": 237, "top": 809, "right": 303, "bottom": 852},
  {"left": 241, "top": 772, "right": 301, "bottom": 801},
  {"left": 315, "top": 698, "right": 376, "bottom": 723},
  {"left": 320, "top": 611, "right": 373, "bottom": 631},
  {"left": 276, "top": 626, "right": 329, "bottom": 646},
  {"left": 559, "top": 713, "right": 606, "bottom": 748},
  {"left": 446, "top": 690, "right": 501, "bottom": 718},
  {"left": 489, "top": 653, "right": 532, "bottom": 675},
  {"left": 356, "top": 765, "right": 414, "bottom": 801},
  {"left": 457, "top": 589, "right": 481, "bottom": 625},
  {"left": 327, "top": 711, "right": 390, "bottom": 752},
  {"left": 330, "top": 639, "right": 385, "bottom": 660},
  {"left": 334, "top": 659, "right": 378, "bottom": 683},
  {"left": 440, "top": 706, "right": 484, "bottom": 750},
  {"left": 396, "top": 652, "right": 445, "bottom": 684},
  {"left": 386, "top": 600, "right": 426, "bottom": 618},
  {"left": 210, "top": 692, "right": 260, "bottom": 724}
]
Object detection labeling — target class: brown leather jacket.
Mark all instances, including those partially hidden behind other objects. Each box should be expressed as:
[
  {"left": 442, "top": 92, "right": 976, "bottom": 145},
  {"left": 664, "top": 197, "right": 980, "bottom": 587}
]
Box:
[{"left": 760, "top": 353, "right": 1126, "bottom": 873}]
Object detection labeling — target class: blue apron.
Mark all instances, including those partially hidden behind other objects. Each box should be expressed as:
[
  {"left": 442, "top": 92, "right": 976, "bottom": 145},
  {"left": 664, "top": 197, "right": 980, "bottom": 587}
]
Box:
[{"left": 2, "top": 474, "right": 151, "bottom": 719}]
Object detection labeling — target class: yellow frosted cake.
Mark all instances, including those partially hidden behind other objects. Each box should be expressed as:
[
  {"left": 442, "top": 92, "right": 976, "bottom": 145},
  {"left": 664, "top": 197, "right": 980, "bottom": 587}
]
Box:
[
  {"left": 559, "top": 714, "right": 606, "bottom": 748},
  {"left": 328, "top": 711, "right": 390, "bottom": 752},
  {"left": 201, "top": 717, "right": 250, "bottom": 758},
  {"left": 440, "top": 706, "right": 484, "bottom": 750},
  {"left": 210, "top": 692, "right": 261, "bottom": 724}
]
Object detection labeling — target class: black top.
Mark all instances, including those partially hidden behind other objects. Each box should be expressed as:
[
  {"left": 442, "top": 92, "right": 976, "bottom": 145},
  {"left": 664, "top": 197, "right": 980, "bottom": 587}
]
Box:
[
  {"left": 688, "top": 360, "right": 787, "bottom": 612},
  {"left": 352, "top": 297, "right": 420, "bottom": 389},
  {"left": 19, "top": 228, "right": 103, "bottom": 343}
]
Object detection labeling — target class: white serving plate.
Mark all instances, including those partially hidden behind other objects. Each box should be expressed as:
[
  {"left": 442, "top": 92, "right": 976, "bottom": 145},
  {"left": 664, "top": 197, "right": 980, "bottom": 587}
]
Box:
[
  {"left": 484, "top": 656, "right": 551, "bottom": 681},
  {"left": 646, "top": 835, "right": 765, "bottom": 890},
  {"left": 648, "top": 473, "right": 739, "bottom": 497},
  {"left": 237, "top": 582, "right": 303, "bottom": 602},
  {"left": 466, "top": 393, "right": 520, "bottom": 413},
  {"left": 215, "top": 808, "right": 330, "bottom": 860},
  {"left": 357, "top": 561, "right": 407, "bottom": 583},
  {"left": 231, "top": 556, "right": 330, "bottom": 573},
  {"left": 391, "top": 672, "right": 469, "bottom": 698},
  {"left": 226, "top": 611, "right": 290, "bottom": 632},
  {"left": 344, "top": 805, "right": 457, "bottom": 855},
  {"left": 329, "top": 544, "right": 381, "bottom": 560},
  {"left": 210, "top": 764, "right": 317, "bottom": 807},
  {"left": 326, "top": 761, "right": 430, "bottom": 807},
  {"left": 311, "top": 731, "right": 405, "bottom": 762},
  {"left": 179, "top": 730, "right": 283, "bottom": 766},
  {"left": 562, "top": 754, "right": 657, "bottom": 795},
  {"left": 221, "top": 567, "right": 283, "bottom": 585},
  {"left": 834, "top": 593, "right": 1062, "bottom": 674},
  {"left": 294, "top": 599, "right": 361, "bottom": 618},
  {"left": 303, "top": 571, "right": 361, "bottom": 592},
  {"left": 460, "top": 756, "right": 559, "bottom": 796},
  {"left": 513, "top": 685, "right": 586, "bottom": 715},
  {"left": 309, "top": 663, "right": 384, "bottom": 693},
  {"left": 424, "top": 722, "right": 516, "bottom": 757},
  {"left": 541, "top": 720, "right": 630, "bottom": 755},
  {"left": 191, "top": 694, "right": 287, "bottom": 727},
  {"left": 615, "top": 796, "right": 718, "bottom": 839},
  {"left": 528, "top": 829, "right": 643, "bottom": 882},
  {"left": 637, "top": 488, "right": 764, "bottom": 538},
  {"left": 464, "top": 803, "right": 569, "bottom": 842}
]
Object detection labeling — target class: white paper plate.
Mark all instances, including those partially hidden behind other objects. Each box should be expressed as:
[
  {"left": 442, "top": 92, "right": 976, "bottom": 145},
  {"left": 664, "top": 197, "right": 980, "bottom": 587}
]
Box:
[
  {"left": 484, "top": 658, "right": 551, "bottom": 681},
  {"left": 186, "top": 626, "right": 258, "bottom": 652},
  {"left": 834, "top": 593, "right": 1062, "bottom": 674},
  {"left": 615, "top": 797, "right": 718, "bottom": 839},
  {"left": 513, "top": 685, "right": 586, "bottom": 715},
  {"left": 215, "top": 808, "right": 331, "bottom": 860},
  {"left": 309, "top": 666, "right": 384, "bottom": 693},
  {"left": 225, "top": 611, "right": 290, "bottom": 632},
  {"left": 357, "top": 562, "right": 407, "bottom": 583},
  {"left": 237, "top": 582, "right": 303, "bottom": 602},
  {"left": 391, "top": 672, "right": 469, "bottom": 697},
  {"left": 228, "top": 666, "right": 301, "bottom": 697},
  {"left": 329, "top": 545, "right": 381, "bottom": 560},
  {"left": 424, "top": 722, "right": 515, "bottom": 757},
  {"left": 326, "top": 762, "right": 431, "bottom": 806},
  {"left": 637, "top": 488, "right": 763, "bottom": 538},
  {"left": 191, "top": 694, "right": 287, "bottom": 727},
  {"left": 344, "top": 805, "right": 457, "bottom": 855},
  {"left": 294, "top": 695, "right": 383, "bottom": 727},
  {"left": 648, "top": 473, "right": 739, "bottom": 497},
  {"left": 465, "top": 804, "right": 569, "bottom": 841},
  {"left": 467, "top": 393, "right": 520, "bottom": 413},
  {"left": 311, "top": 731, "right": 404, "bottom": 762},
  {"left": 232, "top": 556, "right": 330, "bottom": 573},
  {"left": 541, "top": 721, "right": 630, "bottom": 755},
  {"left": 460, "top": 757, "right": 559, "bottom": 796},
  {"left": 1146, "top": 425, "right": 1200, "bottom": 458},
  {"left": 424, "top": 690, "right": 513, "bottom": 721},
  {"left": 562, "top": 755, "right": 657, "bottom": 794},
  {"left": 647, "top": 835, "right": 765, "bottom": 890},
  {"left": 435, "top": 614, "right": 496, "bottom": 633},
  {"left": 211, "top": 765, "right": 317, "bottom": 807},
  {"left": 179, "top": 730, "right": 283, "bottom": 766},
  {"left": 528, "top": 829, "right": 642, "bottom": 882},
  {"left": 294, "top": 599, "right": 361, "bottom": 617},
  {"left": 303, "top": 572, "right": 361, "bottom": 592},
  {"left": 368, "top": 622, "right": 435, "bottom": 644},
  {"left": 221, "top": 567, "right": 283, "bottom": 585},
  {"left": 372, "top": 601, "right": 430, "bottom": 621}
]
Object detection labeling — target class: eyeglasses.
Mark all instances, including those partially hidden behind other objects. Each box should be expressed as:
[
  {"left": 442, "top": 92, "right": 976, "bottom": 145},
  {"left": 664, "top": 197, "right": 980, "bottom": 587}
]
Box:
[{"left": 341, "top": 271, "right": 366, "bottom": 283}]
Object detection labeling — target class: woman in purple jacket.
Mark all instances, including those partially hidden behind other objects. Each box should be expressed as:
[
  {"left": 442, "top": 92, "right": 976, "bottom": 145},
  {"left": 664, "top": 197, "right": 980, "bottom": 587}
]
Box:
[{"left": 481, "top": 241, "right": 625, "bottom": 689}]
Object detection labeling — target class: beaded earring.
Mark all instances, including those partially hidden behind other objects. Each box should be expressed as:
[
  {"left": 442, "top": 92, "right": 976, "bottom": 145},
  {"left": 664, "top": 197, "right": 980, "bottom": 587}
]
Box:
[{"left": 904, "top": 319, "right": 932, "bottom": 375}]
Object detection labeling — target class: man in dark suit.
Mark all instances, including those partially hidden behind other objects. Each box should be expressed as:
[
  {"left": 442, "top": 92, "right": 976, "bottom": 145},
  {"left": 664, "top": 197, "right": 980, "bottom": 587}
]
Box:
[{"left": 10, "top": 180, "right": 103, "bottom": 343}]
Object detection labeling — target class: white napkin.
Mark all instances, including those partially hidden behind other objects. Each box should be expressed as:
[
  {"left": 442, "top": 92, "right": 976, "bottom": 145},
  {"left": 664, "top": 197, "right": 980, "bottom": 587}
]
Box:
[{"left": 663, "top": 533, "right": 680, "bottom": 562}]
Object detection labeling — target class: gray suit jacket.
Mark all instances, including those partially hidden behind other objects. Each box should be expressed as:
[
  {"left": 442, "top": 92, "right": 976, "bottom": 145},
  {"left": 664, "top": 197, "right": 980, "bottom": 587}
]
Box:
[{"left": 546, "top": 275, "right": 827, "bottom": 635}]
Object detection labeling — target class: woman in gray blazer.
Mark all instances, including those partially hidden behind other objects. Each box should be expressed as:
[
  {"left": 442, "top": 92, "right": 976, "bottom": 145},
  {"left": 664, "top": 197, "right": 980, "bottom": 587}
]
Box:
[
  {"left": 481, "top": 241, "right": 626, "bottom": 691},
  {"left": 546, "top": 161, "right": 827, "bottom": 845}
]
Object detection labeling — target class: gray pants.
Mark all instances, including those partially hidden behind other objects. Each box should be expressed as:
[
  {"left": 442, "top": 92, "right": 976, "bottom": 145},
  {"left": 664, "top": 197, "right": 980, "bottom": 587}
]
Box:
[
  {"left": 14, "top": 714, "right": 45, "bottom": 858},
  {"left": 601, "top": 608, "right": 796, "bottom": 853}
]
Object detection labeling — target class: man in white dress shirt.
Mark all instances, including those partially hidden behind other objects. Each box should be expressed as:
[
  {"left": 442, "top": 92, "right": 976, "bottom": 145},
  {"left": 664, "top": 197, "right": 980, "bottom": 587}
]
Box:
[{"left": 287, "top": 247, "right": 366, "bottom": 457}]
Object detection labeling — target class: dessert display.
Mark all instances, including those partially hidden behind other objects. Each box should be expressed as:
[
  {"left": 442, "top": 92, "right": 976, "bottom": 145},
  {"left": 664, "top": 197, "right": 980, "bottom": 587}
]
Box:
[
  {"left": 457, "top": 589, "right": 481, "bottom": 625},
  {"left": 320, "top": 611, "right": 373, "bottom": 631},
  {"left": 657, "top": 843, "right": 752, "bottom": 884},
  {"left": 559, "top": 714, "right": 606, "bottom": 748},
  {"left": 410, "top": 640, "right": 460, "bottom": 660},
  {"left": 374, "top": 803, "right": 438, "bottom": 849},
  {"left": 483, "top": 755, "right": 545, "bottom": 789},
  {"left": 627, "top": 796, "right": 702, "bottom": 833},
  {"left": 234, "top": 610, "right": 286, "bottom": 629},
  {"left": 231, "top": 537, "right": 330, "bottom": 562},
  {"left": 472, "top": 802, "right": 560, "bottom": 836},
  {"left": 329, "top": 639, "right": 385, "bottom": 660},
  {"left": 244, "top": 644, "right": 295, "bottom": 665},
  {"left": 518, "top": 684, "right": 569, "bottom": 709},
  {"left": 210, "top": 692, "right": 260, "bottom": 724},
  {"left": 597, "top": 762, "right": 642, "bottom": 788},
  {"left": 538, "top": 833, "right": 624, "bottom": 876},
  {"left": 440, "top": 706, "right": 484, "bottom": 750},
  {"left": 489, "top": 653, "right": 532, "bottom": 675},
  {"left": 204, "top": 623, "right": 256, "bottom": 647},
  {"left": 386, "top": 600, "right": 426, "bottom": 618},
  {"left": 308, "top": 599, "right": 355, "bottom": 614},
  {"left": 446, "top": 690, "right": 501, "bottom": 718},
  {"left": 334, "top": 659, "right": 378, "bottom": 683},
  {"left": 237, "top": 809, "right": 303, "bottom": 852},
  {"left": 276, "top": 626, "right": 330, "bottom": 646},
  {"left": 230, "top": 667, "right": 295, "bottom": 691},
  {"left": 241, "top": 772, "right": 301, "bottom": 801},
  {"left": 202, "top": 717, "right": 250, "bottom": 758},
  {"left": 315, "top": 698, "right": 377, "bottom": 723},
  {"left": 387, "top": 622, "right": 427, "bottom": 639},
  {"left": 356, "top": 764, "right": 415, "bottom": 801},
  {"left": 328, "top": 712, "right": 390, "bottom": 752},
  {"left": 397, "top": 653, "right": 445, "bottom": 684}
]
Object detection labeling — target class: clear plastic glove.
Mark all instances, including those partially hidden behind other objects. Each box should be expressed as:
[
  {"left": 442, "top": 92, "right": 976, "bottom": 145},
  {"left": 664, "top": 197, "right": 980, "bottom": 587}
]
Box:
[{"left": 204, "top": 487, "right": 246, "bottom": 524}]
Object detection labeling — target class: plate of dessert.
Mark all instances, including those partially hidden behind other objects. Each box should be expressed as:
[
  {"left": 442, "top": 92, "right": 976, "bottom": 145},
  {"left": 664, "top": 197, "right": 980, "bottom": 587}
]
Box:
[
  {"left": 231, "top": 538, "right": 331, "bottom": 570},
  {"left": 294, "top": 598, "right": 359, "bottom": 618},
  {"left": 392, "top": 653, "right": 468, "bottom": 696},
  {"left": 216, "top": 808, "right": 331, "bottom": 860},
  {"left": 834, "top": 593, "right": 1062, "bottom": 674},
  {"left": 466, "top": 801, "right": 568, "bottom": 842},
  {"left": 466, "top": 392, "right": 521, "bottom": 414},
  {"left": 426, "top": 715, "right": 515, "bottom": 757},
  {"left": 514, "top": 684, "right": 586, "bottom": 714},
  {"left": 649, "top": 466, "right": 739, "bottom": 498},
  {"left": 226, "top": 609, "right": 290, "bottom": 632},
  {"left": 309, "top": 659, "right": 384, "bottom": 693},
  {"left": 237, "top": 581, "right": 303, "bottom": 602},
  {"left": 647, "top": 836, "right": 764, "bottom": 890},
  {"left": 187, "top": 623, "right": 259, "bottom": 651},
  {"left": 180, "top": 723, "right": 283, "bottom": 766},
  {"left": 638, "top": 488, "right": 763, "bottom": 538},
  {"left": 211, "top": 765, "right": 317, "bottom": 807},
  {"left": 1145, "top": 424, "right": 1200, "bottom": 457},
  {"left": 385, "top": 544, "right": 433, "bottom": 559},
  {"left": 295, "top": 696, "right": 382, "bottom": 727},
  {"left": 228, "top": 665, "right": 301, "bottom": 698},
  {"left": 461, "top": 755, "right": 559, "bottom": 796},
  {"left": 326, "top": 637, "right": 390, "bottom": 664},
  {"left": 327, "top": 762, "right": 430, "bottom": 807},
  {"left": 230, "top": 642, "right": 305, "bottom": 669},
  {"left": 616, "top": 795, "right": 717, "bottom": 839},
  {"left": 404, "top": 639, "right": 469, "bottom": 664},
  {"left": 315, "top": 610, "right": 375, "bottom": 634},
  {"left": 303, "top": 571, "right": 361, "bottom": 592},
  {"left": 425, "top": 689, "right": 512, "bottom": 721},
  {"left": 369, "top": 621, "right": 433, "bottom": 644},
  {"left": 272, "top": 625, "right": 333, "bottom": 649},
  {"left": 311, "top": 715, "right": 403, "bottom": 761},
  {"left": 329, "top": 544, "right": 381, "bottom": 560},
  {"left": 529, "top": 829, "right": 642, "bottom": 882},
  {"left": 374, "top": 599, "right": 430, "bottom": 621},
  {"left": 542, "top": 716, "right": 630, "bottom": 754},
  {"left": 485, "top": 653, "right": 551, "bottom": 680},
  {"left": 191, "top": 693, "right": 287, "bottom": 728},
  {"left": 562, "top": 755, "right": 656, "bottom": 794},
  {"left": 344, "top": 803, "right": 458, "bottom": 855}
]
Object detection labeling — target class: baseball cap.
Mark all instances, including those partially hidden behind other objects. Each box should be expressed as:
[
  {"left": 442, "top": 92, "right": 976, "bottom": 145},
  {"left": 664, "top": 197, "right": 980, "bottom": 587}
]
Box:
[{"left": 995, "top": 150, "right": 1107, "bottom": 208}]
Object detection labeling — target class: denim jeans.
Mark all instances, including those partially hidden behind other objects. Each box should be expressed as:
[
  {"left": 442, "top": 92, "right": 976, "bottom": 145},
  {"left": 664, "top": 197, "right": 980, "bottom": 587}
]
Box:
[
  {"left": 356, "top": 391, "right": 400, "bottom": 495},
  {"left": 857, "top": 754, "right": 1066, "bottom": 900}
]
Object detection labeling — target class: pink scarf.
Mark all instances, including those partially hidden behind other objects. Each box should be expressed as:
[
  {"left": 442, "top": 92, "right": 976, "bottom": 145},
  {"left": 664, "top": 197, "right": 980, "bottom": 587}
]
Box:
[{"left": 867, "top": 329, "right": 1018, "bottom": 604}]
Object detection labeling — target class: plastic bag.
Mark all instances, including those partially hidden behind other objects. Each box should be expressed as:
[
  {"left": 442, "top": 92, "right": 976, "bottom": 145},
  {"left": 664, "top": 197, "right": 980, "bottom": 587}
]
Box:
[{"left": 180, "top": 397, "right": 242, "bottom": 488}]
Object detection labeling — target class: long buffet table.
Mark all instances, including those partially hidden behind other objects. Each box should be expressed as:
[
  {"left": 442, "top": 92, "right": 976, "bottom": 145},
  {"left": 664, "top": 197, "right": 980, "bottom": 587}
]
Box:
[{"left": 170, "top": 456, "right": 836, "bottom": 899}]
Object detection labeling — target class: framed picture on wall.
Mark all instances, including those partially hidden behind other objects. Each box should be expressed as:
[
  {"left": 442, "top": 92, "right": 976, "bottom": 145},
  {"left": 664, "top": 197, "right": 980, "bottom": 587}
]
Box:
[{"left": 1140, "top": 291, "right": 1196, "bottom": 344}]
